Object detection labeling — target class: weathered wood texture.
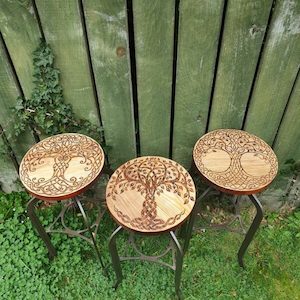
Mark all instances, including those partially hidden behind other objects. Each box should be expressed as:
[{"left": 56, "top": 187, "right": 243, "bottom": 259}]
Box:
[
  {"left": 244, "top": 0, "right": 300, "bottom": 145},
  {"left": 0, "top": 0, "right": 41, "bottom": 98},
  {"left": 172, "top": 0, "right": 223, "bottom": 168},
  {"left": 0, "top": 0, "right": 300, "bottom": 192},
  {"left": 19, "top": 133, "right": 105, "bottom": 201},
  {"left": 274, "top": 72, "right": 300, "bottom": 165},
  {"left": 0, "top": 38, "right": 35, "bottom": 162},
  {"left": 35, "top": 0, "right": 100, "bottom": 126},
  {"left": 0, "top": 138, "right": 19, "bottom": 193},
  {"left": 193, "top": 129, "right": 278, "bottom": 195},
  {"left": 133, "top": 0, "right": 175, "bottom": 157},
  {"left": 209, "top": 0, "right": 273, "bottom": 130},
  {"left": 106, "top": 156, "right": 196, "bottom": 233},
  {"left": 83, "top": 0, "right": 136, "bottom": 168}
]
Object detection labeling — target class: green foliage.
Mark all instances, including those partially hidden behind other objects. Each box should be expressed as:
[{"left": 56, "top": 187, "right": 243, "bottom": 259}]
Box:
[
  {"left": 0, "top": 137, "right": 9, "bottom": 158},
  {"left": 280, "top": 159, "right": 300, "bottom": 176},
  {"left": 1, "top": 192, "right": 300, "bottom": 299},
  {"left": 12, "top": 40, "right": 103, "bottom": 142},
  {"left": 286, "top": 210, "right": 300, "bottom": 238}
]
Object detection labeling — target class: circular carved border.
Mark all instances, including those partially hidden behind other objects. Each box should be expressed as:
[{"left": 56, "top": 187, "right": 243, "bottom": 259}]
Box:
[
  {"left": 193, "top": 129, "right": 278, "bottom": 194},
  {"left": 106, "top": 156, "right": 196, "bottom": 233},
  {"left": 19, "top": 133, "right": 104, "bottom": 200}
]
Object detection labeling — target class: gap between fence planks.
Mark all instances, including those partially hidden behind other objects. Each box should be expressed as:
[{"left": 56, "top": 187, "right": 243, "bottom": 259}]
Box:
[
  {"left": 244, "top": 0, "right": 300, "bottom": 145},
  {"left": 0, "top": 38, "right": 36, "bottom": 163},
  {"left": 208, "top": 0, "right": 273, "bottom": 131},
  {"left": 133, "top": 0, "right": 175, "bottom": 157},
  {"left": 0, "top": 1, "right": 40, "bottom": 98},
  {"left": 83, "top": 0, "right": 136, "bottom": 169},
  {"left": 172, "top": 0, "right": 223, "bottom": 168},
  {"left": 35, "top": 0, "right": 101, "bottom": 128},
  {"left": 274, "top": 73, "right": 300, "bottom": 165}
]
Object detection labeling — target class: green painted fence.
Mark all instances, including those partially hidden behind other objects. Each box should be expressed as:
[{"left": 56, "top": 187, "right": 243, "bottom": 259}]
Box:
[{"left": 0, "top": 0, "right": 299, "bottom": 192}]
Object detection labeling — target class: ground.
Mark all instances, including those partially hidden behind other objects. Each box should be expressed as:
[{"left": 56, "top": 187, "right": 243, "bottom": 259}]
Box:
[{"left": 0, "top": 191, "right": 299, "bottom": 300}]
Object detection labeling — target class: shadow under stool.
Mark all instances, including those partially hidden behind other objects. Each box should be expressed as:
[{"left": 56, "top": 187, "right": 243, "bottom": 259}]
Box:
[
  {"left": 184, "top": 129, "right": 278, "bottom": 267},
  {"left": 105, "top": 156, "right": 196, "bottom": 298},
  {"left": 19, "top": 133, "right": 110, "bottom": 275}
]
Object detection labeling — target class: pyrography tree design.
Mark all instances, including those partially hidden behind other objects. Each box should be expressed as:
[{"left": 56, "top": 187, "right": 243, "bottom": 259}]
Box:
[
  {"left": 107, "top": 157, "right": 195, "bottom": 230},
  {"left": 20, "top": 134, "right": 103, "bottom": 196},
  {"left": 194, "top": 129, "right": 278, "bottom": 190}
]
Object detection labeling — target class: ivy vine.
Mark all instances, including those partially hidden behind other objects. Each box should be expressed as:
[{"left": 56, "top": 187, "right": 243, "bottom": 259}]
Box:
[{"left": 12, "top": 40, "right": 104, "bottom": 144}]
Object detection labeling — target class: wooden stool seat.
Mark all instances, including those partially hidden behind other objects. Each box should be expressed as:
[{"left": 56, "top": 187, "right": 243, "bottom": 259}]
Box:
[
  {"left": 193, "top": 129, "right": 278, "bottom": 195},
  {"left": 19, "top": 133, "right": 105, "bottom": 201},
  {"left": 190, "top": 129, "right": 279, "bottom": 267},
  {"left": 20, "top": 133, "right": 107, "bottom": 272},
  {"left": 106, "top": 156, "right": 196, "bottom": 233}
]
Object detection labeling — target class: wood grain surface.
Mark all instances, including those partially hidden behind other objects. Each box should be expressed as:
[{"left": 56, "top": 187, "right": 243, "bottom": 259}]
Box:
[
  {"left": 274, "top": 73, "right": 300, "bottom": 165},
  {"left": 0, "top": 0, "right": 41, "bottom": 98},
  {"left": 172, "top": 0, "right": 223, "bottom": 168},
  {"left": 19, "top": 133, "right": 104, "bottom": 201},
  {"left": 209, "top": 0, "right": 272, "bottom": 130},
  {"left": 193, "top": 129, "right": 278, "bottom": 195},
  {"left": 133, "top": 0, "right": 175, "bottom": 157},
  {"left": 35, "top": 0, "right": 100, "bottom": 126},
  {"left": 83, "top": 0, "right": 136, "bottom": 168},
  {"left": 244, "top": 0, "right": 300, "bottom": 145},
  {"left": 0, "top": 38, "right": 35, "bottom": 162},
  {"left": 106, "top": 156, "right": 196, "bottom": 233}
]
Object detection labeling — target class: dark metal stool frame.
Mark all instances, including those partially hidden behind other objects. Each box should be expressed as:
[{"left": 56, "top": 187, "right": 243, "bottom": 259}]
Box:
[
  {"left": 26, "top": 164, "right": 113, "bottom": 276},
  {"left": 183, "top": 185, "right": 263, "bottom": 267},
  {"left": 27, "top": 195, "right": 106, "bottom": 269},
  {"left": 186, "top": 129, "right": 278, "bottom": 267},
  {"left": 19, "top": 133, "right": 112, "bottom": 277},
  {"left": 109, "top": 226, "right": 184, "bottom": 297},
  {"left": 108, "top": 226, "right": 184, "bottom": 297},
  {"left": 107, "top": 157, "right": 195, "bottom": 298}
]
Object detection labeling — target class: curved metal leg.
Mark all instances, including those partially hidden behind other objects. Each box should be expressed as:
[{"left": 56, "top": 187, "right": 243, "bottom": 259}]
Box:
[
  {"left": 27, "top": 197, "right": 57, "bottom": 259},
  {"left": 170, "top": 231, "right": 184, "bottom": 299},
  {"left": 108, "top": 226, "right": 124, "bottom": 288},
  {"left": 183, "top": 187, "right": 212, "bottom": 254},
  {"left": 73, "top": 197, "right": 108, "bottom": 277},
  {"left": 238, "top": 194, "right": 263, "bottom": 268}
]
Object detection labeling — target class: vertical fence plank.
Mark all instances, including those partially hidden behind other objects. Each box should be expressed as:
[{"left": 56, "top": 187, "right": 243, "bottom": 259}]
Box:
[
  {"left": 83, "top": 0, "right": 136, "bottom": 168},
  {"left": 208, "top": 0, "right": 273, "bottom": 130},
  {"left": 0, "top": 39, "right": 35, "bottom": 162},
  {"left": 0, "top": 0, "right": 41, "bottom": 98},
  {"left": 244, "top": 0, "right": 300, "bottom": 144},
  {"left": 35, "top": 0, "right": 100, "bottom": 126},
  {"left": 172, "top": 0, "right": 223, "bottom": 167},
  {"left": 274, "top": 74, "right": 300, "bottom": 165},
  {"left": 133, "top": 0, "right": 175, "bottom": 157}
]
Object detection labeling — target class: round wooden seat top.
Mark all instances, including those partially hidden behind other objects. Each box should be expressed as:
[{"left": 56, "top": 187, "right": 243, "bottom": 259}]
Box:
[
  {"left": 106, "top": 156, "right": 196, "bottom": 234},
  {"left": 19, "top": 133, "right": 105, "bottom": 201},
  {"left": 193, "top": 129, "right": 278, "bottom": 195}
]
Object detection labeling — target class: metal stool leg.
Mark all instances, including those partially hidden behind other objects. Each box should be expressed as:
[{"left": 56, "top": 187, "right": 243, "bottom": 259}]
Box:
[
  {"left": 238, "top": 194, "right": 263, "bottom": 268},
  {"left": 170, "top": 231, "right": 184, "bottom": 299},
  {"left": 73, "top": 197, "right": 108, "bottom": 276},
  {"left": 27, "top": 197, "right": 57, "bottom": 259},
  {"left": 108, "top": 226, "right": 124, "bottom": 288},
  {"left": 183, "top": 187, "right": 212, "bottom": 254}
]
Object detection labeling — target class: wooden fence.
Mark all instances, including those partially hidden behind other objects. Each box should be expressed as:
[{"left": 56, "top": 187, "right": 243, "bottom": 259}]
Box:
[{"left": 0, "top": 0, "right": 299, "bottom": 192}]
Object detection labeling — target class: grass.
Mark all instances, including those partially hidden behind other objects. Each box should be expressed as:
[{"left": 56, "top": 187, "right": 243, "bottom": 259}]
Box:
[{"left": 0, "top": 191, "right": 299, "bottom": 300}]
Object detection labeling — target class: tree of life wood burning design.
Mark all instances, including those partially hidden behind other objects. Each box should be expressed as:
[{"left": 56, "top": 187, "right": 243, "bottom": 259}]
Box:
[
  {"left": 19, "top": 133, "right": 104, "bottom": 200},
  {"left": 106, "top": 156, "right": 196, "bottom": 232},
  {"left": 193, "top": 129, "right": 278, "bottom": 194}
]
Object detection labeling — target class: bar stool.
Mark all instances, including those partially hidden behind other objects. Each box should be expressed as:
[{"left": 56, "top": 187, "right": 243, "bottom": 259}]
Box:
[
  {"left": 106, "top": 156, "right": 196, "bottom": 298},
  {"left": 19, "top": 133, "right": 108, "bottom": 273},
  {"left": 186, "top": 129, "right": 278, "bottom": 267}
]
